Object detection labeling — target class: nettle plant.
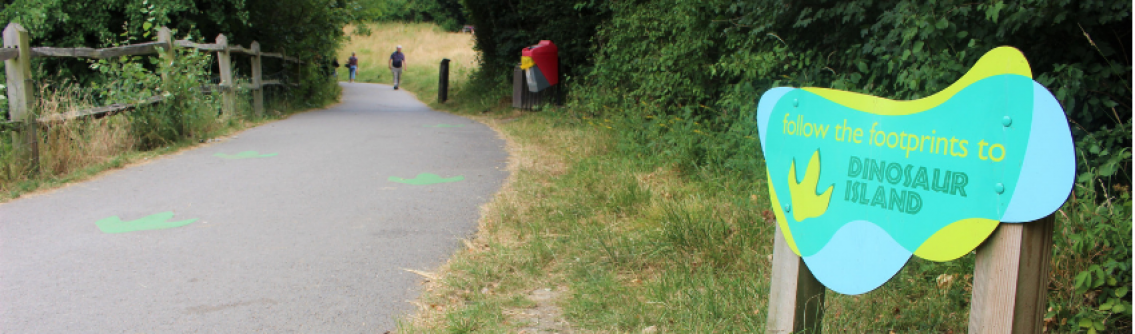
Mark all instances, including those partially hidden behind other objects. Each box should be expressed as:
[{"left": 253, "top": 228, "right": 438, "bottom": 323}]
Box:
[{"left": 88, "top": 3, "right": 221, "bottom": 149}]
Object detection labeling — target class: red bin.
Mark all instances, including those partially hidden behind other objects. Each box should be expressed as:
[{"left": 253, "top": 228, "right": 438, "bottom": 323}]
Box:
[{"left": 520, "top": 40, "right": 559, "bottom": 92}]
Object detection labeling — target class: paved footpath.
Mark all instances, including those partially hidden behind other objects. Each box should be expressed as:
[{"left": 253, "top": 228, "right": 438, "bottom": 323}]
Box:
[{"left": 0, "top": 83, "right": 508, "bottom": 332}]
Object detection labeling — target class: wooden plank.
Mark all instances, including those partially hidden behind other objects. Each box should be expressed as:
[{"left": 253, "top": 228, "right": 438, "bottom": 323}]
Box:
[
  {"left": 766, "top": 223, "right": 826, "bottom": 334},
  {"left": 31, "top": 41, "right": 165, "bottom": 59},
  {"left": 0, "top": 47, "right": 17, "bottom": 61},
  {"left": 261, "top": 79, "right": 282, "bottom": 86},
  {"left": 969, "top": 215, "right": 1055, "bottom": 334},
  {"left": 37, "top": 95, "right": 166, "bottom": 123},
  {"left": 229, "top": 44, "right": 255, "bottom": 55},
  {"left": 174, "top": 40, "right": 223, "bottom": 51},
  {"left": 260, "top": 51, "right": 301, "bottom": 63}
]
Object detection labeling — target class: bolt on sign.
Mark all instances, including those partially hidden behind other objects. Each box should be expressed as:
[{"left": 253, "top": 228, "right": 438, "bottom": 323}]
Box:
[{"left": 755, "top": 47, "right": 1074, "bottom": 295}]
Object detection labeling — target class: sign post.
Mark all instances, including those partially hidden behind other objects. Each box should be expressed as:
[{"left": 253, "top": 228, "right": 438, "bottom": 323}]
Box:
[
  {"left": 767, "top": 224, "right": 825, "bottom": 334},
  {"left": 970, "top": 215, "right": 1055, "bottom": 333},
  {"left": 756, "top": 47, "right": 1074, "bottom": 333}
]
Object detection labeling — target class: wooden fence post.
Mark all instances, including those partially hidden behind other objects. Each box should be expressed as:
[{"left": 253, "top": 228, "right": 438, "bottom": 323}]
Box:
[
  {"left": 250, "top": 41, "right": 263, "bottom": 116},
  {"left": 4, "top": 22, "right": 38, "bottom": 172},
  {"left": 215, "top": 34, "right": 234, "bottom": 115},
  {"left": 156, "top": 27, "right": 174, "bottom": 83},
  {"left": 969, "top": 215, "right": 1055, "bottom": 333},
  {"left": 767, "top": 223, "right": 826, "bottom": 334}
]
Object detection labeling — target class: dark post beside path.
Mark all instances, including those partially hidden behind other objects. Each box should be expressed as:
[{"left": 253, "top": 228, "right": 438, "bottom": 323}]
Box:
[{"left": 438, "top": 58, "right": 450, "bottom": 103}]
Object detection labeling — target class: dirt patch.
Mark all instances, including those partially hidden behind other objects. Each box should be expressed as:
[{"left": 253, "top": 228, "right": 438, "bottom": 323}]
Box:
[{"left": 513, "top": 287, "right": 575, "bottom": 334}]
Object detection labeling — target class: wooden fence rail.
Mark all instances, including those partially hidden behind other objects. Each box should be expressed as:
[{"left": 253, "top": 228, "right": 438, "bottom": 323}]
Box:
[{"left": 2, "top": 22, "right": 305, "bottom": 172}]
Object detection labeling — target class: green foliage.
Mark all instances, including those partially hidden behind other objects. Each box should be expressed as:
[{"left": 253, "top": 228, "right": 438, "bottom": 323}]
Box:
[
  {"left": 0, "top": 0, "right": 351, "bottom": 94},
  {"left": 461, "top": 0, "right": 610, "bottom": 88},
  {"left": 353, "top": 0, "right": 467, "bottom": 31},
  {"left": 1050, "top": 169, "right": 1133, "bottom": 333},
  {"left": 126, "top": 48, "right": 221, "bottom": 149},
  {"left": 75, "top": 8, "right": 222, "bottom": 149}
]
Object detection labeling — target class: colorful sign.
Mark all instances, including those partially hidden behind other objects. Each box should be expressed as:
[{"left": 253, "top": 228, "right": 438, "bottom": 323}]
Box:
[{"left": 755, "top": 47, "right": 1074, "bottom": 295}]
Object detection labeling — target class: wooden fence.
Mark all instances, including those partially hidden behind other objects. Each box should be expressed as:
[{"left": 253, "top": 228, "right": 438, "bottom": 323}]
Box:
[{"left": 1, "top": 22, "right": 303, "bottom": 170}]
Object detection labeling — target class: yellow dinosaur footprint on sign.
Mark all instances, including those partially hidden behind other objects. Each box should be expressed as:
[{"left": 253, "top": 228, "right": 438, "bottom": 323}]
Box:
[{"left": 787, "top": 150, "right": 832, "bottom": 222}]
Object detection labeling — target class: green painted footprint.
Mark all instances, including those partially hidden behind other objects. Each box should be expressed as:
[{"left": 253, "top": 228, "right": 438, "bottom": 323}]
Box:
[
  {"left": 214, "top": 151, "right": 278, "bottom": 159},
  {"left": 423, "top": 124, "right": 466, "bottom": 128},
  {"left": 388, "top": 173, "right": 464, "bottom": 185},
  {"left": 96, "top": 212, "right": 198, "bottom": 234}
]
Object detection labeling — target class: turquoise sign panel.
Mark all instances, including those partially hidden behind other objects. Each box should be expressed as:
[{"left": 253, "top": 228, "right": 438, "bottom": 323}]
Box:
[{"left": 755, "top": 47, "right": 1074, "bottom": 295}]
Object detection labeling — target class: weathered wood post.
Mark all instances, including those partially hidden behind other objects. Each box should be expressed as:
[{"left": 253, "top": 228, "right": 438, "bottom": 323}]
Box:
[
  {"left": 969, "top": 215, "right": 1055, "bottom": 333},
  {"left": 766, "top": 224, "right": 826, "bottom": 334},
  {"left": 156, "top": 27, "right": 174, "bottom": 83},
  {"left": 250, "top": 41, "right": 264, "bottom": 116},
  {"left": 215, "top": 34, "right": 234, "bottom": 115},
  {"left": 4, "top": 23, "right": 37, "bottom": 172}
]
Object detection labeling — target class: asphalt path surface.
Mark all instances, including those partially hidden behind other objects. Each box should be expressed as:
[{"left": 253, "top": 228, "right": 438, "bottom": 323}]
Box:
[{"left": 0, "top": 82, "right": 509, "bottom": 332}]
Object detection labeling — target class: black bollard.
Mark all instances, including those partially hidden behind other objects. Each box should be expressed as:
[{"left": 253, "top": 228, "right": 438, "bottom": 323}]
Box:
[{"left": 438, "top": 59, "right": 450, "bottom": 103}]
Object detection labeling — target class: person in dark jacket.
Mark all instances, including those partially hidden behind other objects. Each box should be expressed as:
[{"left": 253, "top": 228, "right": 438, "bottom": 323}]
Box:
[
  {"left": 388, "top": 45, "right": 405, "bottom": 90},
  {"left": 347, "top": 52, "right": 359, "bottom": 83}
]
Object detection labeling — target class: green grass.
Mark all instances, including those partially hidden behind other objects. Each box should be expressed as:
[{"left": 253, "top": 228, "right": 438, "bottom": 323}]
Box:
[{"left": 393, "top": 102, "right": 985, "bottom": 333}]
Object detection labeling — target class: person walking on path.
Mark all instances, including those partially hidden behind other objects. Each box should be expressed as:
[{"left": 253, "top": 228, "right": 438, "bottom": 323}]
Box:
[
  {"left": 389, "top": 45, "right": 406, "bottom": 90},
  {"left": 347, "top": 52, "right": 359, "bottom": 83}
]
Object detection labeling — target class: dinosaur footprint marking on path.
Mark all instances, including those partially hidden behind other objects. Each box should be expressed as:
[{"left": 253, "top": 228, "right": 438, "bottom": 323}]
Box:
[
  {"left": 96, "top": 212, "right": 198, "bottom": 234},
  {"left": 388, "top": 173, "right": 464, "bottom": 185},
  {"left": 214, "top": 151, "right": 278, "bottom": 159}
]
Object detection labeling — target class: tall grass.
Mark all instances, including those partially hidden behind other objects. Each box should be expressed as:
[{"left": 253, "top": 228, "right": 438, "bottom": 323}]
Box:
[{"left": 36, "top": 83, "right": 136, "bottom": 177}]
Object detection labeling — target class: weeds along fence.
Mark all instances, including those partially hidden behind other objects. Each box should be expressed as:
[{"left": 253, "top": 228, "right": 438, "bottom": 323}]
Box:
[{"left": 0, "top": 22, "right": 303, "bottom": 171}]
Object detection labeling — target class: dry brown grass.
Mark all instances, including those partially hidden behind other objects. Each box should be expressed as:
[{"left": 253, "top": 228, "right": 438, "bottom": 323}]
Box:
[{"left": 35, "top": 84, "right": 135, "bottom": 177}]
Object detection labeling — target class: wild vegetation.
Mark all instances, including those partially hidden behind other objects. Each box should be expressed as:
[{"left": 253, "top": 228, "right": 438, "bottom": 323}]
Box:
[
  {"left": 353, "top": 0, "right": 467, "bottom": 31},
  {"left": 400, "top": 0, "right": 1130, "bottom": 332}
]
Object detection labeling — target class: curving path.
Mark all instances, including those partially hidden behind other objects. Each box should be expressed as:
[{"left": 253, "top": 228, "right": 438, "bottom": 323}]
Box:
[{"left": 0, "top": 83, "right": 508, "bottom": 332}]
